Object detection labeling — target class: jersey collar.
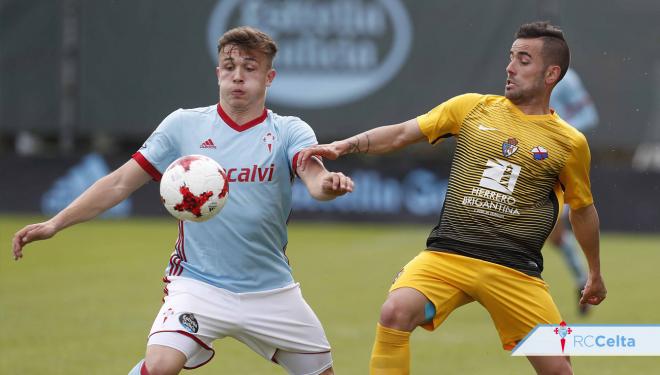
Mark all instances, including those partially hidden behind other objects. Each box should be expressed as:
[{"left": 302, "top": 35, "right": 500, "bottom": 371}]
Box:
[{"left": 217, "top": 103, "right": 268, "bottom": 132}]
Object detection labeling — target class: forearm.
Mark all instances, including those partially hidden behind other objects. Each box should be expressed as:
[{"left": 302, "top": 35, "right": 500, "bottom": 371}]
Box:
[
  {"left": 50, "top": 160, "right": 150, "bottom": 231},
  {"left": 569, "top": 204, "right": 601, "bottom": 275},
  {"left": 335, "top": 120, "right": 424, "bottom": 156},
  {"left": 49, "top": 173, "right": 133, "bottom": 230}
]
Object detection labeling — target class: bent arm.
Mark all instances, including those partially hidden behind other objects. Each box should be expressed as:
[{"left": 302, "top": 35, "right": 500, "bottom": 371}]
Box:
[
  {"left": 569, "top": 204, "right": 607, "bottom": 305},
  {"left": 12, "top": 159, "right": 151, "bottom": 259}
]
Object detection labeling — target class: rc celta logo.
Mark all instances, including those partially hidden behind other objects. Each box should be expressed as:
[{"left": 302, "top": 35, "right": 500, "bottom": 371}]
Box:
[
  {"left": 207, "top": 0, "right": 413, "bottom": 108},
  {"left": 554, "top": 321, "right": 572, "bottom": 353},
  {"left": 512, "top": 324, "right": 660, "bottom": 356}
]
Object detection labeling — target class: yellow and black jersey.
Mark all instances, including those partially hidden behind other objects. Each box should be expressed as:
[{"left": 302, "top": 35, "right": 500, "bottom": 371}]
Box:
[{"left": 418, "top": 93, "right": 593, "bottom": 277}]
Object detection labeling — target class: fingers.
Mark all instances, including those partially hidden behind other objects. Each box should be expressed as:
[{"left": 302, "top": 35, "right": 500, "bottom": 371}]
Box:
[
  {"left": 12, "top": 225, "right": 34, "bottom": 260},
  {"left": 579, "top": 288, "right": 607, "bottom": 306},
  {"left": 297, "top": 144, "right": 338, "bottom": 172},
  {"left": 325, "top": 172, "right": 353, "bottom": 194}
]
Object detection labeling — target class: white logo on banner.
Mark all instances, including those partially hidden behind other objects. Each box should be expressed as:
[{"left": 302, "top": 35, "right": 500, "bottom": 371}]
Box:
[
  {"left": 207, "top": 0, "right": 412, "bottom": 108},
  {"left": 512, "top": 324, "right": 660, "bottom": 356}
]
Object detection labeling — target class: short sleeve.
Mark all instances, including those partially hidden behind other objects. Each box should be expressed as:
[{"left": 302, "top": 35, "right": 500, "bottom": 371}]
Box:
[
  {"left": 417, "top": 93, "right": 483, "bottom": 145},
  {"left": 132, "top": 109, "right": 181, "bottom": 181},
  {"left": 284, "top": 118, "right": 317, "bottom": 176},
  {"left": 559, "top": 132, "right": 594, "bottom": 209}
]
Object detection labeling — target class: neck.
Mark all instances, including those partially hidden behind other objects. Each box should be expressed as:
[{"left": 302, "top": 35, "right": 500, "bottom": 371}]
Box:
[
  {"left": 219, "top": 99, "right": 266, "bottom": 125},
  {"left": 510, "top": 92, "right": 551, "bottom": 115}
]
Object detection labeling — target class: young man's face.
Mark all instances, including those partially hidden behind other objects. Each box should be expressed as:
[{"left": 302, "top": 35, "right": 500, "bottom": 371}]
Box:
[
  {"left": 505, "top": 38, "right": 549, "bottom": 104},
  {"left": 216, "top": 45, "right": 275, "bottom": 109}
]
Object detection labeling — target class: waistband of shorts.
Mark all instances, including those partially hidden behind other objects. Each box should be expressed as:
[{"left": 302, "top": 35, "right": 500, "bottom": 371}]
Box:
[{"left": 166, "top": 276, "right": 299, "bottom": 297}]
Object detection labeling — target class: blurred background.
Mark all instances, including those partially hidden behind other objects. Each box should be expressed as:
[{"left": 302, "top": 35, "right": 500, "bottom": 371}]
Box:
[
  {"left": 2, "top": 1, "right": 660, "bottom": 374},
  {"left": 1, "top": 0, "right": 659, "bottom": 231}
]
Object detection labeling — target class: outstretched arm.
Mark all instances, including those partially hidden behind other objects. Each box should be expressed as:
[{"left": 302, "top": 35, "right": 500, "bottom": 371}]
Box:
[
  {"left": 297, "top": 118, "right": 426, "bottom": 171},
  {"left": 12, "top": 159, "right": 151, "bottom": 260},
  {"left": 569, "top": 204, "right": 607, "bottom": 306},
  {"left": 297, "top": 155, "right": 353, "bottom": 201}
]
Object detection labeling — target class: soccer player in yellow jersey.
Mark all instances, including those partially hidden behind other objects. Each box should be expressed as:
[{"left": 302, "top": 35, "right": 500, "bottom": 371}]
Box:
[{"left": 298, "top": 21, "right": 607, "bottom": 374}]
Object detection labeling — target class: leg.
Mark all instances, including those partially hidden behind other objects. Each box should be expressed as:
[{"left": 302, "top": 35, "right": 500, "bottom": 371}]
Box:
[
  {"left": 370, "top": 251, "right": 475, "bottom": 374},
  {"left": 369, "top": 287, "right": 429, "bottom": 375},
  {"left": 143, "top": 345, "right": 187, "bottom": 375},
  {"left": 379, "top": 287, "right": 430, "bottom": 331},
  {"left": 273, "top": 349, "right": 333, "bottom": 375},
  {"left": 527, "top": 356, "right": 572, "bottom": 375}
]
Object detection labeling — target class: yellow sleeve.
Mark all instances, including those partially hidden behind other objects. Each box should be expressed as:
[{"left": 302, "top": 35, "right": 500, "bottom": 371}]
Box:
[
  {"left": 416, "top": 93, "right": 482, "bottom": 144},
  {"left": 559, "top": 132, "right": 594, "bottom": 209}
]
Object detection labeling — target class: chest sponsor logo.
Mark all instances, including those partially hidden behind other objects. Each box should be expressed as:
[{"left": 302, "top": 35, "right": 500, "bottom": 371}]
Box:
[
  {"left": 531, "top": 146, "right": 549, "bottom": 160},
  {"left": 502, "top": 138, "right": 519, "bottom": 158},
  {"left": 226, "top": 164, "right": 275, "bottom": 183},
  {"left": 479, "top": 158, "right": 521, "bottom": 195},
  {"left": 262, "top": 132, "right": 276, "bottom": 153},
  {"left": 463, "top": 159, "right": 522, "bottom": 218}
]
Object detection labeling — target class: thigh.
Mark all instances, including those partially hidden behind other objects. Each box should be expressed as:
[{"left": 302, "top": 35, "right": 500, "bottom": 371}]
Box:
[
  {"left": 148, "top": 277, "right": 237, "bottom": 368},
  {"left": 273, "top": 349, "right": 333, "bottom": 375},
  {"left": 234, "top": 283, "right": 332, "bottom": 361},
  {"left": 475, "top": 265, "right": 562, "bottom": 350},
  {"left": 390, "top": 251, "right": 474, "bottom": 331}
]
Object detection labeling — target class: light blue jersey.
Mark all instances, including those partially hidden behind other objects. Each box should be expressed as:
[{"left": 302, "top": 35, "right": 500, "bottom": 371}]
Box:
[
  {"left": 133, "top": 104, "right": 317, "bottom": 292},
  {"left": 550, "top": 68, "right": 599, "bottom": 131}
]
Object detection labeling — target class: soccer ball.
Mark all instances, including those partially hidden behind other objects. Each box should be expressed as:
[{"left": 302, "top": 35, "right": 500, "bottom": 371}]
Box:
[{"left": 160, "top": 155, "right": 229, "bottom": 222}]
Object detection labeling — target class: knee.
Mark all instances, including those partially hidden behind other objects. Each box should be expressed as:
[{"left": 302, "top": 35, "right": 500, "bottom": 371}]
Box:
[
  {"left": 379, "top": 298, "right": 419, "bottom": 331},
  {"left": 319, "top": 368, "right": 334, "bottom": 375},
  {"left": 144, "top": 352, "right": 183, "bottom": 375}
]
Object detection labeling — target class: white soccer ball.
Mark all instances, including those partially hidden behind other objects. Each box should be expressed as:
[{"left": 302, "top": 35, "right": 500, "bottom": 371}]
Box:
[{"left": 160, "top": 155, "right": 229, "bottom": 222}]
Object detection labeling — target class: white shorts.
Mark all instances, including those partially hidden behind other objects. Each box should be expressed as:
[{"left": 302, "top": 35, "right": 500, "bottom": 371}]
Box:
[{"left": 147, "top": 277, "right": 331, "bottom": 370}]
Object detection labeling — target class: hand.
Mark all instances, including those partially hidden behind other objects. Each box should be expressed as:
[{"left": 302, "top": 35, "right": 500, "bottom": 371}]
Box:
[
  {"left": 580, "top": 274, "right": 607, "bottom": 306},
  {"left": 320, "top": 171, "right": 354, "bottom": 196},
  {"left": 12, "top": 221, "right": 58, "bottom": 260},
  {"left": 297, "top": 142, "right": 345, "bottom": 172}
]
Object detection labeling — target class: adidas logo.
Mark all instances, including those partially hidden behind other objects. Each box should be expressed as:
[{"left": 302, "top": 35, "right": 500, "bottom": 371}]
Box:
[{"left": 200, "top": 138, "right": 216, "bottom": 149}]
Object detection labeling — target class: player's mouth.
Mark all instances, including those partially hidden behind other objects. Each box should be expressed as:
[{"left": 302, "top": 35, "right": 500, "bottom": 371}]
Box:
[
  {"left": 505, "top": 79, "right": 515, "bottom": 90},
  {"left": 231, "top": 89, "right": 246, "bottom": 96}
]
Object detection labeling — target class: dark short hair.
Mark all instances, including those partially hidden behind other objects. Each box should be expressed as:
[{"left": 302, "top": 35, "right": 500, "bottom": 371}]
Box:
[
  {"left": 515, "top": 21, "right": 570, "bottom": 82},
  {"left": 217, "top": 26, "right": 278, "bottom": 67}
]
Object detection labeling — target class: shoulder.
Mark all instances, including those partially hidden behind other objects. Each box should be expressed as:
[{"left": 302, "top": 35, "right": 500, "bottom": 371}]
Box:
[
  {"left": 268, "top": 110, "right": 314, "bottom": 133},
  {"left": 177, "top": 104, "right": 217, "bottom": 120},
  {"left": 555, "top": 115, "right": 588, "bottom": 148}
]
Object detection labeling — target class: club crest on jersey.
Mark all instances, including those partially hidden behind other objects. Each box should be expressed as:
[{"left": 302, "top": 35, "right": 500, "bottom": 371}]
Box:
[
  {"left": 262, "top": 132, "right": 276, "bottom": 153},
  {"left": 531, "top": 146, "right": 549, "bottom": 160},
  {"left": 501, "top": 138, "right": 519, "bottom": 158}
]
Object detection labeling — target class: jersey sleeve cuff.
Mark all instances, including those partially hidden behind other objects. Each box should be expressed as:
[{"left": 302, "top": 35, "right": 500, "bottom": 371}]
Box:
[{"left": 132, "top": 151, "right": 162, "bottom": 181}]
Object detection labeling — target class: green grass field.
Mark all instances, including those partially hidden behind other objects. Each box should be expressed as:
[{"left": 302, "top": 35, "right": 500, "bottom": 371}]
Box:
[{"left": 1, "top": 215, "right": 659, "bottom": 374}]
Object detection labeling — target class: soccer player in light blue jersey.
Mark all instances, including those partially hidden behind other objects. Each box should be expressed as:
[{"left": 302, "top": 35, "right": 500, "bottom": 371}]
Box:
[{"left": 12, "top": 26, "right": 353, "bottom": 375}]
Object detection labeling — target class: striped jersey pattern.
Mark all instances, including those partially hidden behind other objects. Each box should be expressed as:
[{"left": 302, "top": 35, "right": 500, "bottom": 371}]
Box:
[{"left": 417, "top": 94, "right": 593, "bottom": 277}]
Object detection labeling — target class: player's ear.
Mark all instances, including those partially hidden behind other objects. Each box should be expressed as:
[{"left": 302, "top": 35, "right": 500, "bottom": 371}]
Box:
[
  {"left": 545, "top": 65, "right": 561, "bottom": 86},
  {"left": 266, "top": 68, "right": 276, "bottom": 87},
  {"left": 216, "top": 66, "right": 221, "bottom": 85}
]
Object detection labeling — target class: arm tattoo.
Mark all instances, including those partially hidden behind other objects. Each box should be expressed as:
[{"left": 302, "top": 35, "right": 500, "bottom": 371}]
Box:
[
  {"left": 346, "top": 133, "right": 371, "bottom": 154},
  {"left": 347, "top": 136, "right": 361, "bottom": 154}
]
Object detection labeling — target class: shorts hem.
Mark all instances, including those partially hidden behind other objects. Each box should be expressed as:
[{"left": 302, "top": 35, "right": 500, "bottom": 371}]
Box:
[{"left": 148, "top": 329, "right": 215, "bottom": 369}]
